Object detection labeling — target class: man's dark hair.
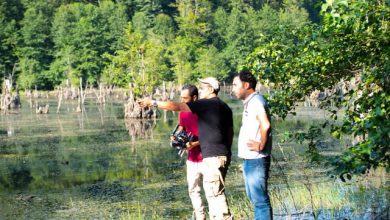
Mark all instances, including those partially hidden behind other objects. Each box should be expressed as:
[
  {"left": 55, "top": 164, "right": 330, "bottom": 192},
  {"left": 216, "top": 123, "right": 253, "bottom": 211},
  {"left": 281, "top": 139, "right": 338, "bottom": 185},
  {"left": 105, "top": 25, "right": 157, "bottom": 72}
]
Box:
[
  {"left": 235, "top": 70, "right": 257, "bottom": 89},
  {"left": 182, "top": 84, "right": 198, "bottom": 97}
]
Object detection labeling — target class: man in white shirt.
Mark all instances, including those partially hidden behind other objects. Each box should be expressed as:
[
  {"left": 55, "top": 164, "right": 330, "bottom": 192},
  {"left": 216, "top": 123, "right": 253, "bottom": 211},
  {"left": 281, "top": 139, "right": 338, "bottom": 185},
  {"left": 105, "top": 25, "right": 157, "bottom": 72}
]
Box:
[{"left": 232, "top": 70, "right": 273, "bottom": 220}]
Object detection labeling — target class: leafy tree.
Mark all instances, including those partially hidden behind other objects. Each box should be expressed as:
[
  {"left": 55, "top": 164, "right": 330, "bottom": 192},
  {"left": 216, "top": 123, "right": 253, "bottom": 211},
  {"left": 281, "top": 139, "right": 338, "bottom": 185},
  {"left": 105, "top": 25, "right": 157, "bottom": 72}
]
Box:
[
  {"left": 17, "top": 0, "right": 58, "bottom": 89},
  {"left": 173, "top": 0, "right": 212, "bottom": 41},
  {"left": 102, "top": 23, "right": 168, "bottom": 96},
  {"left": 302, "top": 0, "right": 323, "bottom": 22},
  {"left": 168, "top": 36, "right": 196, "bottom": 85},
  {"left": 50, "top": 1, "right": 127, "bottom": 87},
  {"left": 99, "top": 1, "right": 129, "bottom": 52},
  {"left": 320, "top": 0, "right": 389, "bottom": 175},
  {"left": 132, "top": 11, "right": 154, "bottom": 36},
  {"left": 222, "top": 1, "right": 259, "bottom": 70},
  {"left": 0, "top": 0, "right": 24, "bottom": 86},
  {"left": 278, "top": 0, "right": 310, "bottom": 29},
  {"left": 152, "top": 13, "right": 175, "bottom": 45},
  {"left": 194, "top": 45, "right": 227, "bottom": 80},
  {"left": 211, "top": 0, "right": 309, "bottom": 79},
  {"left": 245, "top": 0, "right": 389, "bottom": 175},
  {"left": 143, "top": 35, "right": 170, "bottom": 88},
  {"left": 118, "top": 0, "right": 175, "bottom": 23},
  {"left": 1, "top": 0, "right": 331, "bottom": 91},
  {"left": 168, "top": 0, "right": 212, "bottom": 84}
]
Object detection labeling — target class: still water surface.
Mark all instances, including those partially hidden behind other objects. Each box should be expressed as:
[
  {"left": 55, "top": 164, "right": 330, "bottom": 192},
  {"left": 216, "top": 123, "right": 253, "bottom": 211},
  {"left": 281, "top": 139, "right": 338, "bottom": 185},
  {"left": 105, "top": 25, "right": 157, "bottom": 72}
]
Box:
[{"left": 0, "top": 95, "right": 388, "bottom": 219}]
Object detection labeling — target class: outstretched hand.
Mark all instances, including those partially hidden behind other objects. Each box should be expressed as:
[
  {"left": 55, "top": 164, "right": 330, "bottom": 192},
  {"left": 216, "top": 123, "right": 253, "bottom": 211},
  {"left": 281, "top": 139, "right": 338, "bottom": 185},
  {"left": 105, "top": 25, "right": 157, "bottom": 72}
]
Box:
[{"left": 137, "top": 98, "right": 152, "bottom": 108}]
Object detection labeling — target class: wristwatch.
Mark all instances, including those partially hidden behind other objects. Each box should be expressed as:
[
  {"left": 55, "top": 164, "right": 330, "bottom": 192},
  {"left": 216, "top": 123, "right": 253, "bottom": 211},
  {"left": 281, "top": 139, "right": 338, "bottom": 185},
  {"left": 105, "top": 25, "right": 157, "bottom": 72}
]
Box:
[{"left": 151, "top": 100, "right": 158, "bottom": 107}]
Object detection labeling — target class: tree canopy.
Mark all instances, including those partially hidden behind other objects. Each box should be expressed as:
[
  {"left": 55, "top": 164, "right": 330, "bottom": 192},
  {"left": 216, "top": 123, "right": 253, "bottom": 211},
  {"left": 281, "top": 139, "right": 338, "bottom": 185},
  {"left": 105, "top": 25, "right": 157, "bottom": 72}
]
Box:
[
  {"left": 1, "top": 0, "right": 315, "bottom": 90},
  {"left": 245, "top": 0, "right": 389, "bottom": 175}
]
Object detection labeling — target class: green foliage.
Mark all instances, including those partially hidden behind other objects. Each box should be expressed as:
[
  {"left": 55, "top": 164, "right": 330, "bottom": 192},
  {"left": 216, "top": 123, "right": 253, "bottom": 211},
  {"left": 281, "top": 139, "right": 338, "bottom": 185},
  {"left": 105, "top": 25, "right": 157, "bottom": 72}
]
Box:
[
  {"left": 17, "top": 0, "right": 58, "bottom": 89},
  {"left": 212, "top": 1, "right": 310, "bottom": 78},
  {"left": 302, "top": 0, "right": 324, "bottom": 22},
  {"left": 315, "top": 0, "right": 389, "bottom": 175},
  {"left": 246, "top": 0, "right": 389, "bottom": 175},
  {"left": 50, "top": 1, "right": 127, "bottom": 87},
  {"left": 7, "top": 0, "right": 386, "bottom": 177},
  {"left": 194, "top": 45, "right": 228, "bottom": 80},
  {"left": 174, "top": 0, "right": 212, "bottom": 39},
  {"left": 102, "top": 23, "right": 169, "bottom": 97},
  {"left": 168, "top": 36, "right": 196, "bottom": 85},
  {"left": 0, "top": 0, "right": 24, "bottom": 83},
  {"left": 1, "top": 0, "right": 319, "bottom": 90},
  {"left": 152, "top": 13, "right": 175, "bottom": 45},
  {"left": 166, "top": 0, "right": 216, "bottom": 85},
  {"left": 213, "top": 1, "right": 259, "bottom": 74},
  {"left": 132, "top": 11, "right": 154, "bottom": 36},
  {"left": 120, "top": 0, "right": 166, "bottom": 18}
]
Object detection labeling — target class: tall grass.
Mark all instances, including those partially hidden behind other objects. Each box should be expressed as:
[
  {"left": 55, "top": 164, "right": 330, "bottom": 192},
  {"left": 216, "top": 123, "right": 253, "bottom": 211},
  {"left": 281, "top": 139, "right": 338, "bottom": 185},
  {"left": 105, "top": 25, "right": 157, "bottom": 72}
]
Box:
[{"left": 226, "top": 167, "right": 388, "bottom": 219}]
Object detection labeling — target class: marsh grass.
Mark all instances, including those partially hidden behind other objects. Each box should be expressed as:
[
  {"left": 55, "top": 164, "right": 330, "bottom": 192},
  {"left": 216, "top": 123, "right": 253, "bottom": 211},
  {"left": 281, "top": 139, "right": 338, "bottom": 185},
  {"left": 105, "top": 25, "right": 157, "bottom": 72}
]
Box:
[
  {"left": 2, "top": 161, "right": 384, "bottom": 219},
  {"left": 0, "top": 97, "right": 388, "bottom": 219},
  {"left": 226, "top": 168, "right": 388, "bottom": 220}
]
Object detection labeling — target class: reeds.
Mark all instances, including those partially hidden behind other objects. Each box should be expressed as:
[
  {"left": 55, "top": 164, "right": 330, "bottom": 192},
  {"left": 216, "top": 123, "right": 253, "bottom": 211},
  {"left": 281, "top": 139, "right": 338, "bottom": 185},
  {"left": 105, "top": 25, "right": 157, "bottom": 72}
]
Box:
[{"left": 226, "top": 167, "right": 388, "bottom": 219}]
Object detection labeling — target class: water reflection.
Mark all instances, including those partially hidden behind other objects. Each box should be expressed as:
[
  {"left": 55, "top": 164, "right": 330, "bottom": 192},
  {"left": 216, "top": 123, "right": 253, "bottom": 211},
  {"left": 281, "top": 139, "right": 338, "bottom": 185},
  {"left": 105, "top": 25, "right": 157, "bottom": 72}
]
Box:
[
  {"left": 0, "top": 163, "right": 33, "bottom": 189},
  {"left": 124, "top": 119, "right": 155, "bottom": 141},
  {"left": 7, "top": 124, "right": 14, "bottom": 137},
  {"left": 0, "top": 96, "right": 388, "bottom": 219}
]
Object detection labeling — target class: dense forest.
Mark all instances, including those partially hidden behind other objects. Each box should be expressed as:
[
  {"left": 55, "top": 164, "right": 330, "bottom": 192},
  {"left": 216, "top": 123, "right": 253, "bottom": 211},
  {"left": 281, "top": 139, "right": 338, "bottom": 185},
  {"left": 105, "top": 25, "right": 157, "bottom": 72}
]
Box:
[
  {"left": 0, "top": 0, "right": 321, "bottom": 91},
  {"left": 1, "top": 0, "right": 389, "bottom": 176}
]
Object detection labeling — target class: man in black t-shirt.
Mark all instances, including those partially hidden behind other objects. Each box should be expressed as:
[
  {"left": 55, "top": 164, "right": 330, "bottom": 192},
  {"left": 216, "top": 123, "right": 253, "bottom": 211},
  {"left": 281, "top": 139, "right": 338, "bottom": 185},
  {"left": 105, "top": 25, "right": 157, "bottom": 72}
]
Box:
[
  {"left": 139, "top": 77, "right": 233, "bottom": 220},
  {"left": 186, "top": 95, "right": 233, "bottom": 159}
]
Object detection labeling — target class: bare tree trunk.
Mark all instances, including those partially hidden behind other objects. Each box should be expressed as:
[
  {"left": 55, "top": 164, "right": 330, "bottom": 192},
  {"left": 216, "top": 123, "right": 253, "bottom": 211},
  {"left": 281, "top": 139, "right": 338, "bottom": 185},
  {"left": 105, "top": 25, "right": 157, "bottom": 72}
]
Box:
[
  {"left": 99, "top": 84, "right": 105, "bottom": 104},
  {"left": 28, "top": 90, "right": 33, "bottom": 108},
  {"left": 57, "top": 87, "right": 63, "bottom": 114},
  {"left": 140, "top": 50, "right": 145, "bottom": 82},
  {"left": 76, "top": 88, "right": 82, "bottom": 113},
  {"left": 80, "top": 77, "right": 84, "bottom": 105}
]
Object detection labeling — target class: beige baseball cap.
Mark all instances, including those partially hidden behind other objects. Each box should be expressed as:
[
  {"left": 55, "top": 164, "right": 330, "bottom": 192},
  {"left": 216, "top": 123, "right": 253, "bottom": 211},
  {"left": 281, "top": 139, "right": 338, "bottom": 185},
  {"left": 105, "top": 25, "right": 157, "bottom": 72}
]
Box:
[{"left": 199, "top": 77, "right": 220, "bottom": 92}]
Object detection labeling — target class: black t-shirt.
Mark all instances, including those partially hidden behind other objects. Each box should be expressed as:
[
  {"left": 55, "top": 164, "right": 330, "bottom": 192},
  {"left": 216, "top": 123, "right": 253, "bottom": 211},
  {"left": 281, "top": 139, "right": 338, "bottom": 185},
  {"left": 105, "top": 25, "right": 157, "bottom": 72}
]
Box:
[{"left": 186, "top": 97, "right": 233, "bottom": 158}]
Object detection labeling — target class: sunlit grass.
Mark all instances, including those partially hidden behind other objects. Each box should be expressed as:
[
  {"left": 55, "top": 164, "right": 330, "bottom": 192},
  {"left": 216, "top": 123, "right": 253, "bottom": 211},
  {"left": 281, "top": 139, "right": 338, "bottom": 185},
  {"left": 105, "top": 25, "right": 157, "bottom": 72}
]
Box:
[{"left": 226, "top": 167, "right": 388, "bottom": 219}]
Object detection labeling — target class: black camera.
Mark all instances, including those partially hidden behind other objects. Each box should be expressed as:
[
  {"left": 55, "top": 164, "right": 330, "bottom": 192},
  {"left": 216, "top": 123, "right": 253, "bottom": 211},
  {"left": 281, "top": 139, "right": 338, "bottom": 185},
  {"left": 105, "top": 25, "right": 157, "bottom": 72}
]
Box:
[{"left": 170, "top": 125, "right": 195, "bottom": 156}]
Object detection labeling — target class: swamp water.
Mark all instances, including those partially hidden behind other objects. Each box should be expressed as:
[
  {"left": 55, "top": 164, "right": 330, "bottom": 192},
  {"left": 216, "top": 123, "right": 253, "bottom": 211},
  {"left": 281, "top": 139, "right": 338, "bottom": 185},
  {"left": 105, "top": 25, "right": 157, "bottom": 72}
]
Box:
[{"left": 0, "top": 95, "right": 388, "bottom": 219}]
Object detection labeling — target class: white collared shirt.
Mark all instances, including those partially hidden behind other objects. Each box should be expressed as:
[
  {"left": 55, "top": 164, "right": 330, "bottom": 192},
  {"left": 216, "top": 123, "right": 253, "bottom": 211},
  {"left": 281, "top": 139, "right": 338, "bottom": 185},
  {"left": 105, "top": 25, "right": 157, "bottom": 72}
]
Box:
[{"left": 238, "top": 92, "right": 272, "bottom": 159}]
